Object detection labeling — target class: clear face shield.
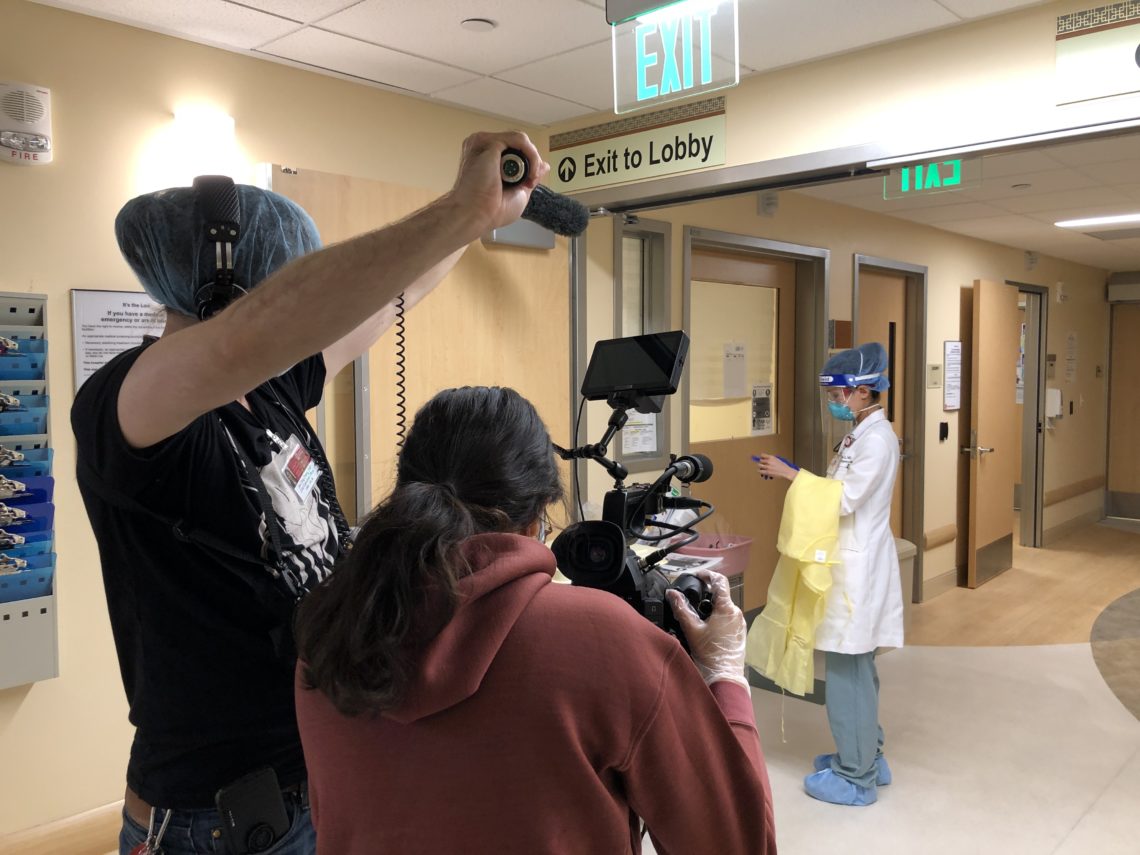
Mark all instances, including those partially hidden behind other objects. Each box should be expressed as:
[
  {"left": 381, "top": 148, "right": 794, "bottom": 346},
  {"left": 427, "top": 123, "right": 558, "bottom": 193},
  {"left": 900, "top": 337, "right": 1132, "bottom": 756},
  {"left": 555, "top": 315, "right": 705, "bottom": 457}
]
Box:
[
  {"left": 820, "top": 382, "right": 854, "bottom": 453},
  {"left": 818, "top": 371, "right": 879, "bottom": 451}
]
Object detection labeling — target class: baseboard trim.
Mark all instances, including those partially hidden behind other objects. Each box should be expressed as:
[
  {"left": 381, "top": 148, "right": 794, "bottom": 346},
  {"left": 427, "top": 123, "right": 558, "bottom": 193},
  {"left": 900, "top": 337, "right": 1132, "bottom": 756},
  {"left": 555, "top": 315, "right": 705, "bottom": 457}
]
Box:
[
  {"left": 0, "top": 800, "right": 122, "bottom": 855},
  {"left": 922, "top": 569, "right": 959, "bottom": 600},
  {"left": 1044, "top": 508, "right": 1103, "bottom": 547}
]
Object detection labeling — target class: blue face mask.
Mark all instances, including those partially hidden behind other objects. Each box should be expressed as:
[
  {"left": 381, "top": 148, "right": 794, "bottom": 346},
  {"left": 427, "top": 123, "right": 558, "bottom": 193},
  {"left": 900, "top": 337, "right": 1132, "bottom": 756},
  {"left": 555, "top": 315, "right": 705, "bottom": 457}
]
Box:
[{"left": 828, "top": 401, "right": 856, "bottom": 421}]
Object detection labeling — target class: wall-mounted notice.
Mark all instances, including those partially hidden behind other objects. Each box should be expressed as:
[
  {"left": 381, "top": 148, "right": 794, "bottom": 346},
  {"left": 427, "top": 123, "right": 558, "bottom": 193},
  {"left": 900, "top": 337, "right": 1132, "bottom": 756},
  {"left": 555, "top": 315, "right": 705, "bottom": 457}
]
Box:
[
  {"left": 1065, "top": 331, "right": 1078, "bottom": 382},
  {"left": 944, "top": 340, "right": 962, "bottom": 411},
  {"left": 622, "top": 410, "right": 659, "bottom": 456},
  {"left": 751, "top": 384, "right": 773, "bottom": 436},
  {"left": 71, "top": 289, "right": 165, "bottom": 386},
  {"left": 723, "top": 342, "right": 746, "bottom": 398}
]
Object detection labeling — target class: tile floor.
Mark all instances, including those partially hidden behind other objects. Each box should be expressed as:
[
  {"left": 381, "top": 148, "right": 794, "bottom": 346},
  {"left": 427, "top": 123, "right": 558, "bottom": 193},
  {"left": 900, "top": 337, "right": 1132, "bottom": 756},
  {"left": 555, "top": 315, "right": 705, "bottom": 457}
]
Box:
[{"left": 646, "top": 521, "right": 1140, "bottom": 854}]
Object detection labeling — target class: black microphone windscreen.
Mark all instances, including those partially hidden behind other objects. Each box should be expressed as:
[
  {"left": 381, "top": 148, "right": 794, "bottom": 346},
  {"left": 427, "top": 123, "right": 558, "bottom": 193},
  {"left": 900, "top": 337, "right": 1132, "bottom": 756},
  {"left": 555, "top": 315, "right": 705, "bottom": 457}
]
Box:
[
  {"left": 520, "top": 185, "right": 590, "bottom": 237},
  {"left": 674, "top": 453, "right": 713, "bottom": 483}
]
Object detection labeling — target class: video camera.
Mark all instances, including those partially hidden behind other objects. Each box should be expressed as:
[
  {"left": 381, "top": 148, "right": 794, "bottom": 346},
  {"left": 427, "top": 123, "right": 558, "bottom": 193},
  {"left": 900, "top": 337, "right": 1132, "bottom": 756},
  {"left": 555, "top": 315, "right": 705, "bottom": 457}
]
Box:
[{"left": 551, "top": 331, "right": 717, "bottom": 647}]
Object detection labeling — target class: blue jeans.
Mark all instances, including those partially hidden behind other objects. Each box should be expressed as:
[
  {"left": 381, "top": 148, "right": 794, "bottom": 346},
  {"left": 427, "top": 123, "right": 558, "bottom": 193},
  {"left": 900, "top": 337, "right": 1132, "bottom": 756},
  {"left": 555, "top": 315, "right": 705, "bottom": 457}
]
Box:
[{"left": 119, "top": 790, "right": 315, "bottom": 855}]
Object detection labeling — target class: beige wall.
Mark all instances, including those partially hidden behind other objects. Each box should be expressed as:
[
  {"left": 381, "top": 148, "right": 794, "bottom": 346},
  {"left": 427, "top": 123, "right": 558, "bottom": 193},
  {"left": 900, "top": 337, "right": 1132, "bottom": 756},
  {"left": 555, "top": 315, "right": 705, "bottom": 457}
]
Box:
[
  {"left": 0, "top": 0, "right": 547, "bottom": 834},
  {"left": 0, "top": 0, "right": 1119, "bottom": 835},
  {"left": 569, "top": 0, "right": 1117, "bottom": 584},
  {"left": 555, "top": 1, "right": 1140, "bottom": 173},
  {"left": 581, "top": 190, "right": 1108, "bottom": 584}
]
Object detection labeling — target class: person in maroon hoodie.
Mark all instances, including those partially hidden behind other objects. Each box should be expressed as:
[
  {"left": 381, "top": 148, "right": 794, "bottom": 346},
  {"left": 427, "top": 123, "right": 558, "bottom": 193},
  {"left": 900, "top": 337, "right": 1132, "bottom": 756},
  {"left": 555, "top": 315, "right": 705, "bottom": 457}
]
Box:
[{"left": 294, "top": 386, "right": 777, "bottom": 854}]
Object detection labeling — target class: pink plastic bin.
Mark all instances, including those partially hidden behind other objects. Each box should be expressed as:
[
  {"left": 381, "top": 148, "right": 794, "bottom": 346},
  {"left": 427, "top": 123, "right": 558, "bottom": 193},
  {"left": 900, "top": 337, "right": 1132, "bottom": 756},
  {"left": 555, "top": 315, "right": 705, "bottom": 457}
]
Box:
[{"left": 675, "top": 534, "right": 753, "bottom": 580}]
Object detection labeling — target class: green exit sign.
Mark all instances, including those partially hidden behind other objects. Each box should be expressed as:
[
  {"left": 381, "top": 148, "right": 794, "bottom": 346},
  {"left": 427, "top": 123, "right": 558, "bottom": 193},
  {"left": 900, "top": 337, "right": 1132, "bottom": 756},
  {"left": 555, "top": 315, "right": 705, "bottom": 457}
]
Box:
[{"left": 884, "top": 157, "right": 982, "bottom": 199}]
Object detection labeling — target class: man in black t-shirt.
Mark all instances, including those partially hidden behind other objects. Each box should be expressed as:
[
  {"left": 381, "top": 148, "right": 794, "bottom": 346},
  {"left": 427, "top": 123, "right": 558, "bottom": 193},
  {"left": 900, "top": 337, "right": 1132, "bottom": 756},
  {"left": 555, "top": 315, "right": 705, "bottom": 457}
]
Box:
[{"left": 72, "top": 132, "right": 549, "bottom": 855}]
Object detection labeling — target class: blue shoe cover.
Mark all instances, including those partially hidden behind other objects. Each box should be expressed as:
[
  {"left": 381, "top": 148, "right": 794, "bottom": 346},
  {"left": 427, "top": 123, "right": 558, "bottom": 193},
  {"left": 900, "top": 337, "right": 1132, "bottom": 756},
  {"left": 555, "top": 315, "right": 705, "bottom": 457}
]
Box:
[
  {"left": 803, "top": 769, "right": 877, "bottom": 806},
  {"left": 812, "top": 753, "right": 892, "bottom": 785}
]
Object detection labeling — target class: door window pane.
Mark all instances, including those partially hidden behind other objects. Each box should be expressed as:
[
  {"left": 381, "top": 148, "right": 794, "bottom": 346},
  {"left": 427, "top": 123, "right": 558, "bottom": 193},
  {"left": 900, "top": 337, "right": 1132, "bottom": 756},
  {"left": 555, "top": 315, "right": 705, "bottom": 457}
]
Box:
[
  {"left": 621, "top": 236, "right": 647, "bottom": 337},
  {"left": 689, "top": 280, "right": 778, "bottom": 442}
]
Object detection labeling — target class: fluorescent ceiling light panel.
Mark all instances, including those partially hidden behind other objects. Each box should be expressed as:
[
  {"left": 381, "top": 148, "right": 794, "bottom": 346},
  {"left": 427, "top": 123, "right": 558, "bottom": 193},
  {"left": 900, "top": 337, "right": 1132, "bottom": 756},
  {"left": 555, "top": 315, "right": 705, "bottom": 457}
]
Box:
[{"left": 1055, "top": 212, "right": 1140, "bottom": 228}]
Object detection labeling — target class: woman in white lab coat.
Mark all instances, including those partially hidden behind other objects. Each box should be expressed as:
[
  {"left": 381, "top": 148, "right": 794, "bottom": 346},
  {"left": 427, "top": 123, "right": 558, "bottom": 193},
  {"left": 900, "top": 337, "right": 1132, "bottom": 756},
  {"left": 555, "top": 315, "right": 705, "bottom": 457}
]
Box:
[{"left": 758, "top": 342, "right": 904, "bottom": 806}]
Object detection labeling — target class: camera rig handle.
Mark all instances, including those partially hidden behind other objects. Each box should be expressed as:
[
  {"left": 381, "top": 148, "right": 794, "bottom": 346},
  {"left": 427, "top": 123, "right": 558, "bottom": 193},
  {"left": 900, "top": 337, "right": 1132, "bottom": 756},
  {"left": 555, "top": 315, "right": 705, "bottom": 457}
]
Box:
[{"left": 553, "top": 406, "right": 631, "bottom": 484}]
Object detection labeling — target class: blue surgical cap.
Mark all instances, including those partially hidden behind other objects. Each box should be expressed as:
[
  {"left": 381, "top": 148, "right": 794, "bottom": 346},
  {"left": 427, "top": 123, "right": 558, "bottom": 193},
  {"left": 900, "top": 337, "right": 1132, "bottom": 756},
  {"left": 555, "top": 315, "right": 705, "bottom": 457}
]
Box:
[
  {"left": 821, "top": 342, "right": 891, "bottom": 391},
  {"left": 114, "top": 183, "right": 322, "bottom": 317}
]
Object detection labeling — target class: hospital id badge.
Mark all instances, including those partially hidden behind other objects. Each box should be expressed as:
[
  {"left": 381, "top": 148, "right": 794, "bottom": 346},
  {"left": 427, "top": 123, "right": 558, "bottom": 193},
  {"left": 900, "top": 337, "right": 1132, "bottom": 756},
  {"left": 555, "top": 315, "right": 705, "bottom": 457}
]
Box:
[{"left": 281, "top": 436, "right": 319, "bottom": 501}]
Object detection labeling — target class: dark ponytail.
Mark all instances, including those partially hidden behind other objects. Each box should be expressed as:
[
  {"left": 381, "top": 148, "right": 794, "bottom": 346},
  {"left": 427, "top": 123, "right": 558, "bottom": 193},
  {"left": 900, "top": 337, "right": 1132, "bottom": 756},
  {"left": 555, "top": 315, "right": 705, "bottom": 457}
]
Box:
[{"left": 295, "top": 387, "right": 563, "bottom": 716}]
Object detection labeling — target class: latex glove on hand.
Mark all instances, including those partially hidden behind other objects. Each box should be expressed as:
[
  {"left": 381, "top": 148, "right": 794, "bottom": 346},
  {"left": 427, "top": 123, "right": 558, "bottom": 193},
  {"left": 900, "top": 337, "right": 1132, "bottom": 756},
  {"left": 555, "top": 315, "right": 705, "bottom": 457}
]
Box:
[
  {"left": 754, "top": 453, "right": 799, "bottom": 482},
  {"left": 667, "top": 568, "right": 750, "bottom": 692}
]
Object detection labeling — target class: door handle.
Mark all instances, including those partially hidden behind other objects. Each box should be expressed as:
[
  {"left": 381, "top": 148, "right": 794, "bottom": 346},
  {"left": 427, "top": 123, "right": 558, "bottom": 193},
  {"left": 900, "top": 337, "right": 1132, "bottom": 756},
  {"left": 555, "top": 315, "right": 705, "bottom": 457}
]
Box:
[{"left": 960, "top": 445, "right": 995, "bottom": 458}]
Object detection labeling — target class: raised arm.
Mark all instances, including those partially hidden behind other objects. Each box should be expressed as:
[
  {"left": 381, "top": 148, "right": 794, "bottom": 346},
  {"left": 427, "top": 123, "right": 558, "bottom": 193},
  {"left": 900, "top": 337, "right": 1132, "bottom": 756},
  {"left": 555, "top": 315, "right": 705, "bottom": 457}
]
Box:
[
  {"left": 321, "top": 247, "right": 465, "bottom": 382},
  {"left": 118, "top": 132, "right": 547, "bottom": 449}
]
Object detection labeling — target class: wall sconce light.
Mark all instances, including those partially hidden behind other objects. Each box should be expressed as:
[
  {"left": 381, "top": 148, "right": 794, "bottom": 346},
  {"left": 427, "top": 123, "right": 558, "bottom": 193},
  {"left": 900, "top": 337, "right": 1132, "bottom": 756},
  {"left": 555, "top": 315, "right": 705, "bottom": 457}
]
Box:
[{"left": 135, "top": 103, "right": 248, "bottom": 194}]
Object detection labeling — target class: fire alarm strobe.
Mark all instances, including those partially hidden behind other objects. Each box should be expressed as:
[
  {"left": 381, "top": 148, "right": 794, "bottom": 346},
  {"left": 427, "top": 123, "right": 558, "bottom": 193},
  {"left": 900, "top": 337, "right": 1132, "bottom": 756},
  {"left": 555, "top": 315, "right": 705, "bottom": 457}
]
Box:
[{"left": 1, "top": 82, "right": 53, "bottom": 165}]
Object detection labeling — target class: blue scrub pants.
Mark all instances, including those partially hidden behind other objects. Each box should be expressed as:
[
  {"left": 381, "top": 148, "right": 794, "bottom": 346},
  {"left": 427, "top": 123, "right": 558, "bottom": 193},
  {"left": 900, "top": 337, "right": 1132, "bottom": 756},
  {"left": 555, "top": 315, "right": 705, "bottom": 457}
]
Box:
[{"left": 825, "top": 650, "right": 884, "bottom": 789}]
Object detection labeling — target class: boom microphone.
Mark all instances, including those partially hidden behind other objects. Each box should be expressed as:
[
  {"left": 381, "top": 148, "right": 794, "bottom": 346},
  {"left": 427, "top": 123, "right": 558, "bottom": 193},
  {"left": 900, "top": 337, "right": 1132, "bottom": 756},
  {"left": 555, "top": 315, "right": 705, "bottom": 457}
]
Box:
[
  {"left": 501, "top": 149, "right": 590, "bottom": 237},
  {"left": 521, "top": 186, "right": 590, "bottom": 237},
  {"left": 665, "top": 453, "right": 713, "bottom": 484}
]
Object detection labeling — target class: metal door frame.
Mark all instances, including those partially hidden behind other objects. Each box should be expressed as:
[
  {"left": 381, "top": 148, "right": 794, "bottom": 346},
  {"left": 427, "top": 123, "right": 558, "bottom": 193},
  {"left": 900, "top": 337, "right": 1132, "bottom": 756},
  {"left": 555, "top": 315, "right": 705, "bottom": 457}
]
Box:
[
  {"left": 853, "top": 255, "right": 928, "bottom": 601},
  {"left": 1009, "top": 281, "right": 1048, "bottom": 547},
  {"left": 681, "top": 227, "right": 830, "bottom": 474}
]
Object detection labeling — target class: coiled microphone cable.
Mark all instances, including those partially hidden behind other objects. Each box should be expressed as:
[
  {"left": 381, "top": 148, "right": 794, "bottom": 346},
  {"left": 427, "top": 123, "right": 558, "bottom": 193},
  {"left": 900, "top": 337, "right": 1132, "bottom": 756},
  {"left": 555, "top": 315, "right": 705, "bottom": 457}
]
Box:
[{"left": 394, "top": 292, "right": 407, "bottom": 447}]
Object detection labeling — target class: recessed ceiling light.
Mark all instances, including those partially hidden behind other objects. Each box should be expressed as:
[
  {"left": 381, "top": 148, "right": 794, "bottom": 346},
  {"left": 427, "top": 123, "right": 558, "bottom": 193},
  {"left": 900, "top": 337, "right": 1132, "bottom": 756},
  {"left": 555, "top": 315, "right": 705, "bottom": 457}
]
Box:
[
  {"left": 1011, "top": 183, "right": 1032, "bottom": 190},
  {"left": 460, "top": 18, "right": 497, "bottom": 32},
  {"left": 1055, "top": 212, "right": 1140, "bottom": 228}
]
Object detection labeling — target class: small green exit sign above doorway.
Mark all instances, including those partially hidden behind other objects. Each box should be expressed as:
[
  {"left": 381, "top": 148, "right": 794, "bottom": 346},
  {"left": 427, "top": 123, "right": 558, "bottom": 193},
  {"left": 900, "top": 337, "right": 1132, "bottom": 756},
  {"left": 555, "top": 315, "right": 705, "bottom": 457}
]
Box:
[{"left": 884, "top": 158, "right": 982, "bottom": 199}]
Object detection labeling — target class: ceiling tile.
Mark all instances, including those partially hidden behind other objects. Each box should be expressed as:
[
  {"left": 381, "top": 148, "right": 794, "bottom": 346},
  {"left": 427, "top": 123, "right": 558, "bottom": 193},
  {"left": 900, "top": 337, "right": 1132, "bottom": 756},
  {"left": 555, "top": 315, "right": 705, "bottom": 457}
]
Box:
[
  {"left": 1076, "top": 159, "right": 1140, "bottom": 186},
  {"left": 32, "top": 0, "right": 298, "bottom": 49},
  {"left": 497, "top": 39, "right": 614, "bottom": 112},
  {"left": 258, "top": 28, "right": 479, "bottom": 93},
  {"left": 431, "top": 77, "right": 593, "bottom": 125},
  {"left": 737, "top": 0, "right": 957, "bottom": 72},
  {"left": 1048, "top": 134, "right": 1140, "bottom": 166},
  {"left": 996, "top": 187, "right": 1135, "bottom": 215},
  {"left": 978, "top": 167, "right": 1100, "bottom": 196},
  {"left": 320, "top": 0, "right": 612, "bottom": 75},
  {"left": 235, "top": 1, "right": 361, "bottom": 24},
  {"left": 977, "top": 149, "right": 1065, "bottom": 178},
  {"left": 934, "top": 0, "right": 1051, "bottom": 18}
]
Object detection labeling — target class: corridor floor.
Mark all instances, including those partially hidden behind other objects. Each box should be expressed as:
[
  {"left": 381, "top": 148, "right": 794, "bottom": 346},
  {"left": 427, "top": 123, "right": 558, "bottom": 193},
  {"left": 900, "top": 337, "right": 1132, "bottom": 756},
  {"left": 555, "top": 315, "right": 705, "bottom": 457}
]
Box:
[{"left": 651, "top": 522, "right": 1140, "bottom": 854}]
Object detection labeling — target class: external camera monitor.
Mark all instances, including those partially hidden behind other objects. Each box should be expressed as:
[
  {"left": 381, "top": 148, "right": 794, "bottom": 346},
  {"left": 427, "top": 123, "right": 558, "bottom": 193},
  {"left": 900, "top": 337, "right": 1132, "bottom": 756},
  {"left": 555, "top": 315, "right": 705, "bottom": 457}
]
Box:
[{"left": 581, "top": 331, "right": 689, "bottom": 401}]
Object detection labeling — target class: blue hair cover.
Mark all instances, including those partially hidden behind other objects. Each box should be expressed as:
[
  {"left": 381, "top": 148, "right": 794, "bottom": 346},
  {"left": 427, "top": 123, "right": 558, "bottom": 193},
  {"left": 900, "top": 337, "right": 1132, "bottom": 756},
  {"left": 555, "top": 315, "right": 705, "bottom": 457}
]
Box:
[
  {"left": 114, "top": 183, "right": 322, "bottom": 317},
  {"left": 820, "top": 342, "right": 890, "bottom": 391}
]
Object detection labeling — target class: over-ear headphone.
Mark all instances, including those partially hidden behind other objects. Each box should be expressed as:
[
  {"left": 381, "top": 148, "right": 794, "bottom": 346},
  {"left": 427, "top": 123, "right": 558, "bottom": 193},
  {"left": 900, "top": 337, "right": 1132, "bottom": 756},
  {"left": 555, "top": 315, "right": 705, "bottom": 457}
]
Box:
[{"left": 193, "top": 175, "right": 246, "bottom": 320}]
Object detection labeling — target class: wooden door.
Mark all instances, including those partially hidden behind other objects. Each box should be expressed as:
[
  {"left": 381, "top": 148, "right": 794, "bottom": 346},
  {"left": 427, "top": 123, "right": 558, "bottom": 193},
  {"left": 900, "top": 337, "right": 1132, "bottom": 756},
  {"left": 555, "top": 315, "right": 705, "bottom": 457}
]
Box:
[
  {"left": 269, "top": 165, "right": 571, "bottom": 517},
  {"left": 1108, "top": 303, "right": 1140, "bottom": 515},
  {"left": 688, "top": 248, "right": 796, "bottom": 611},
  {"left": 966, "top": 279, "right": 1020, "bottom": 586},
  {"left": 857, "top": 270, "right": 907, "bottom": 537}
]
